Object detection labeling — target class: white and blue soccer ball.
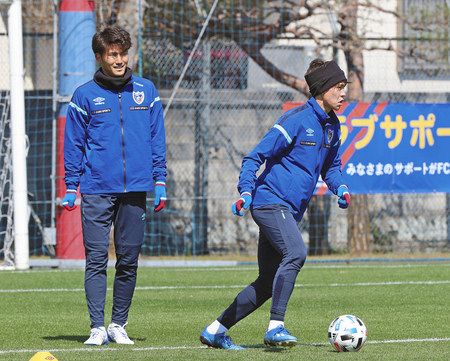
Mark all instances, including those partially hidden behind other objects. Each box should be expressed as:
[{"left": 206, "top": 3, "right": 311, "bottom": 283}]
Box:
[{"left": 328, "top": 314, "right": 367, "bottom": 352}]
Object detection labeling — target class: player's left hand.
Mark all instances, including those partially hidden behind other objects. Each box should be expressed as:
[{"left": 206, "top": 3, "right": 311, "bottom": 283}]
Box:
[
  {"left": 61, "top": 189, "right": 77, "bottom": 211},
  {"left": 154, "top": 181, "right": 167, "bottom": 212},
  {"left": 337, "top": 185, "right": 350, "bottom": 209}
]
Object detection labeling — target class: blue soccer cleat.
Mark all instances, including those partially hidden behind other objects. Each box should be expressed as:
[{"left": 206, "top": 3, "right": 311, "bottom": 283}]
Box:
[
  {"left": 200, "top": 327, "right": 244, "bottom": 350},
  {"left": 264, "top": 325, "right": 298, "bottom": 347}
]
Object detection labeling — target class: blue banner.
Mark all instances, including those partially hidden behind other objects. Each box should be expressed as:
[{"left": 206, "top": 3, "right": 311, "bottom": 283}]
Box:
[
  {"left": 338, "top": 102, "right": 450, "bottom": 194},
  {"left": 284, "top": 102, "right": 450, "bottom": 194}
]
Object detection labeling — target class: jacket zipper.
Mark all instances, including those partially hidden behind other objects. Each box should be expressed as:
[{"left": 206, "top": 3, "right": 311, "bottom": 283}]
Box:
[
  {"left": 311, "top": 126, "right": 324, "bottom": 196},
  {"left": 316, "top": 126, "right": 324, "bottom": 174},
  {"left": 119, "top": 92, "right": 127, "bottom": 192}
]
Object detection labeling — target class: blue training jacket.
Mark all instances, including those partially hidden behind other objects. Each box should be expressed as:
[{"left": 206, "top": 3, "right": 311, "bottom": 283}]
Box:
[
  {"left": 238, "top": 97, "right": 344, "bottom": 221},
  {"left": 64, "top": 75, "right": 166, "bottom": 194}
]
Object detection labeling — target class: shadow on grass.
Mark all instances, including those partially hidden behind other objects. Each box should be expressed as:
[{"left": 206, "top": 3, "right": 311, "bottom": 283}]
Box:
[
  {"left": 242, "top": 342, "right": 329, "bottom": 350},
  {"left": 43, "top": 335, "right": 87, "bottom": 343},
  {"left": 240, "top": 344, "right": 266, "bottom": 350},
  {"left": 42, "top": 335, "right": 147, "bottom": 343},
  {"left": 241, "top": 344, "right": 297, "bottom": 352},
  {"left": 297, "top": 342, "right": 328, "bottom": 348}
]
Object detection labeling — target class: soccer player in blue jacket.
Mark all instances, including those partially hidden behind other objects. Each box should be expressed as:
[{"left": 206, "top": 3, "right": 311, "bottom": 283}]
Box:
[
  {"left": 200, "top": 59, "right": 351, "bottom": 349},
  {"left": 61, "top": 26, "right": 167, "bottom": 345}
]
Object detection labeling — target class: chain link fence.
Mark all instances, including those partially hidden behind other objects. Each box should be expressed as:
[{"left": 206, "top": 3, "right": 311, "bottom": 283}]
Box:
[
  {"left": 1, "top": 0, "right": 449, "bottom": 262},
  {"left": 143, "top": 0, "right": 450, "bottom": 256}
]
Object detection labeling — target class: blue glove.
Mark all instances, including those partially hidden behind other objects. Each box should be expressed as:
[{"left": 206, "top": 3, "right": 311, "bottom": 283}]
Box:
[
  {"left": 61, "top": 189, "right": 77, "bottom": 211},
  {"left": 154, "top": 181, "right": 167, "bottom": 212},
  {"left": 231, "top": 192, "right": 252, "bottom": 216},
  {"left": 337, "top": 185, "right": 350, "bottom": 209}
]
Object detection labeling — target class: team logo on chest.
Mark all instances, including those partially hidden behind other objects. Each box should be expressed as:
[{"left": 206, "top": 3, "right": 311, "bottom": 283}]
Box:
[
  {"left": 327, "top": 128, "right": 334, "bottom": 143},
  {"left": 132, "top": 91, "right": 145, "bottom": 105}
]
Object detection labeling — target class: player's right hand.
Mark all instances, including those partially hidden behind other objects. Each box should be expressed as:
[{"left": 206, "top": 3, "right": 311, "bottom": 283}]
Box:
[
  {"left": 337, "top": 185, "right": 350, "bottom": 209},
  {"left": 154, "top": 181, "right": 167, "bottom": 212},
  {"left": 61, "top": 190, "right": 77, "bottom": 211},
  {"left": 231, "top": 192, "right": 252, "bottom": 216}
]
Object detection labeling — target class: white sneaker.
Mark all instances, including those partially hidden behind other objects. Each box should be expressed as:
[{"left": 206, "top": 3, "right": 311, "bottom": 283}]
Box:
[
  {"left": 84, "top": 326, "right": 109, "bottom": 346},
  {"left": 107, "top": 322, "right": 135, "bottom": 345}
]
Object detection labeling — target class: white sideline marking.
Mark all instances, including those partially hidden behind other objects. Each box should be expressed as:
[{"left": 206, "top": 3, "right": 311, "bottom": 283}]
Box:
[
  {"left": 0, "top": 280, "right": 449, "bottom": 293},
  {"left": 135, "top": 263, "right": 450, "bottom": 271},
  {"left": 0, "top": 338, "right": 449, "bottom": 355},
  {"left": 0, "top": 346, "right": 204, "bottom": 355},
  {"left": 309, "top": 337, "right": 450, "bottom": 347},
  {"left": 369, "top": 338, "right": 450, "bottom": 344},
  {"left": 306, "top": 263, "right": 450, "bottom": 269},
  {"left": 312, "top": 280, "right": 450, "bottom": 287},
  {"left": 4, "top": 262, "right": 450, "bottom": 274}
]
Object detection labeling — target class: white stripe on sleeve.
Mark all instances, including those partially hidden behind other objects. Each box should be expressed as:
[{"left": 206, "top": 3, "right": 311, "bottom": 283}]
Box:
[
  {"left": 69, "top": 102, "right": 87, "bottom": 116},
  {"left": 150, "top": 96, "right": 161, "bottom": 108},
  {"left": 273, "top": 124, "right": 292, "bottom": 144}
]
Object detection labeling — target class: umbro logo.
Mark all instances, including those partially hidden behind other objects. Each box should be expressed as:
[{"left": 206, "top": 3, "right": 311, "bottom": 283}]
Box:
[
  {"left": 306, "top": 128, "right": 315, "bottom": 136},
  {"left": 93, "top": 97, "right": 105, "bottom": 105}
]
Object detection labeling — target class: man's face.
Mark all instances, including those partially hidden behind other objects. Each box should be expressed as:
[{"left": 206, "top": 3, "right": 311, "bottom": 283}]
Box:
[
  {"left": 95, "top": 44, "right": 128, "bottom": 77},
  {"left": 322, "top": 82, "right": 347, "bottom": 111}
]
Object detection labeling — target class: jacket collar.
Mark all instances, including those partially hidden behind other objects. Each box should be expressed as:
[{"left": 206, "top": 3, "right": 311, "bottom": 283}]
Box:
[{"left": 307, "top": 97, "right": 339, "bottom": 126}]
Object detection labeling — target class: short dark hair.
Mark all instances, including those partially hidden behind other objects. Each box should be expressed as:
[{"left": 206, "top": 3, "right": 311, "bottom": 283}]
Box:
[
  {"left": 92, "top": 26, "right": 132, "bottom": 56},
  {"left": 305, "top": 58, "right": 326, "bottom": 76}
]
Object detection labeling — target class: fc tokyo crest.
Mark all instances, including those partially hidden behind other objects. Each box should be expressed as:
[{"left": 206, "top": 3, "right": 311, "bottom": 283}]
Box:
[
  {"left": 327, "top": 129, "right": 334, "bottom": 143},
  {"left": 132, "top": 91, "right": 145, "bottom": 105}
]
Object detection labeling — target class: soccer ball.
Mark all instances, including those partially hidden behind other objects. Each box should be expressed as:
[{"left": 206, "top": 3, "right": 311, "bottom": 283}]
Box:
[{"left": 328, "top": 314, "right": 367, "bottom": 352}]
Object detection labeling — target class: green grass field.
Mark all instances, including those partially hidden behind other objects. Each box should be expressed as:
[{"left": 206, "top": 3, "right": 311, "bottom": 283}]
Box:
[{"left": 1, "top": 261, "right": 449, "bottom": 360}]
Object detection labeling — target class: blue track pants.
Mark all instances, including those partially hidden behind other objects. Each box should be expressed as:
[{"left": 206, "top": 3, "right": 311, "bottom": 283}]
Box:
[
  {"left": 81, "top": 193, "right": 146, "bottom": 328},
  {"left": 217, "top": 205, "right": 307, "bottom": 328}
]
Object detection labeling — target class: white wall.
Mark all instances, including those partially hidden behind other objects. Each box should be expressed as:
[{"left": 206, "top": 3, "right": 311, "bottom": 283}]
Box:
[
  {"left": 0, "top": 12, "right": 53, "bottom": 91},
  {"left": 360, "top": 0, "right": 449, "bottom": 94},
  {"left": 248, "top": 0, "right": 450, "bottom": 95},
  {"left": 0, "top": 15, "right": 10, "bottom": 90}
]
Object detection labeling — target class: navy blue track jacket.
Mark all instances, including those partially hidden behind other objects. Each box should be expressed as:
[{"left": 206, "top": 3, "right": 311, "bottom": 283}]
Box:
[
  {"left": 238, "top": 97, "right": 344, "bottom": 221},
  {"left": 64, "top": 75, "right": 166, "bottom": 194}
]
